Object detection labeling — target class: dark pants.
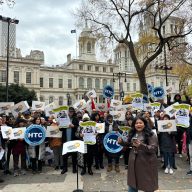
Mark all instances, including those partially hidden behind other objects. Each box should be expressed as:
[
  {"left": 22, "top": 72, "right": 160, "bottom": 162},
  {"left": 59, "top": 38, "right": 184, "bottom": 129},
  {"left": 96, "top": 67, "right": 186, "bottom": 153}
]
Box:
[
  {"left": 13, "top": 153, "right": 26, "bottom": 170},
  {"left": 31, "top": 158, "right": 42, "bottom": 171},
  {"left": 63, "top": 152, "right": 77, "bottom": 171},
  {"left": 123, "top": 148, "right": 130, "bottom": 166},
  {"left": 164, "top": 152, "right": 174, "bottom": 168},
  {"left": 176, "top": 127, "right": 186, "bottom": 154},
  {"left": 108, "top": 156, "right": 120, "bottom": 164},
  {"left": 6, "top": 143, "right": 13, "bottom": 170},
  {"left": 94, "top": 144, "right": 103, "bottom": 167}
]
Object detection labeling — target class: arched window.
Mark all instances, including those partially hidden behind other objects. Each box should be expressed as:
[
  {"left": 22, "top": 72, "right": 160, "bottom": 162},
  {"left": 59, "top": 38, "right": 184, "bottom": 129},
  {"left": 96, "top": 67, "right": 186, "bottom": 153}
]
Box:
[
  {"left": 49, "top": 96, "right": 54, "bottom": 104},
  {"left": 103, "top": 79, "right": 107, "bottom": 88},
  {"left": 79, "top": 77, "right": 84, "bottom": 89},
  {"left": 87, "top": 41, "right": 91, "bottom": 53},
  {"left": 95, "top": 79, "right": 100, "bottom": 90},
  {"left": 59, "top": 96, "right": 63, "bottom": 106},
  {"left": 87, "top": 78, "right": 92, "bottom": 89}
]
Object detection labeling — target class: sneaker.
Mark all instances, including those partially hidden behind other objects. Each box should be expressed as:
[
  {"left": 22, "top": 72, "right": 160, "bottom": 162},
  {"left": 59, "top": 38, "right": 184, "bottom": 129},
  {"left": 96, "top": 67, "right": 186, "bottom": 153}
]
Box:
[
  {"left": 14, "top": 171, "right": 19, "bottom": 177},
  {"left": 169, "top": 168, "right": 173, "bottom": 174},
  {"left": 164, "top": 168, "right": 169, "bottom": 174},
  {"left": 179, "top": 154, "right": 183, "bottom": 158},
  {"left": 186, "top": 170, "right": 192, "bottom": 175}
]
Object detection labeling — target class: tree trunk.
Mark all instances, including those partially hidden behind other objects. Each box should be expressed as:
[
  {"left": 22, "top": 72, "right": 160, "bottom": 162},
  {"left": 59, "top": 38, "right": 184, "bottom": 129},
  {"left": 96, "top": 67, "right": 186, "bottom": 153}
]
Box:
[{"left": 137, "top": 70, "right": 148, "bottom": 95}]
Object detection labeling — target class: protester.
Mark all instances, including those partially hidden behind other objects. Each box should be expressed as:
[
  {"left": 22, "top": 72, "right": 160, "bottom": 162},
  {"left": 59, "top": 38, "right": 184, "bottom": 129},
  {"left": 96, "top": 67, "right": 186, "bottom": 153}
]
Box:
[
  {"left": 28, "top": 117, "right": 46, "bottom": 174},
  {"left": 119, "top": 116, "right": 158, "bottom": 192},
  {"left": 105, "top": 114, "right": 121, "bottom": 173},
  {"left": 60, "top": 107, "right": 79, "bottom": 174}
]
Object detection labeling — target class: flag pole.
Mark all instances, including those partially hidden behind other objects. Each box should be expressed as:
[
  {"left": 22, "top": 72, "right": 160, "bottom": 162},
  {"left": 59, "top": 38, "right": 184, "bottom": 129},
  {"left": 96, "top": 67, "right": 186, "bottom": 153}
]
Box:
[{"left": 76, "top": 31, "right": 77, "bottom": 59}]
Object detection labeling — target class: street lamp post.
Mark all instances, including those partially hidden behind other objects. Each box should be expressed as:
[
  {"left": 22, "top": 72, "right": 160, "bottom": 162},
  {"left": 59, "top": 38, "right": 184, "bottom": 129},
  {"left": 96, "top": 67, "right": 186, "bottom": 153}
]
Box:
[
  {"left": 0, "top": 15, "right": 19, "bottom": 102},
  {"left": 113, "top": 72, "right": 127, "bottom": 100},
  {"left": 66, "top": 93, "right": 71, "bottom": 106},
  {"left": 155, "top": 45, "right": 173, "bottom": 87}
]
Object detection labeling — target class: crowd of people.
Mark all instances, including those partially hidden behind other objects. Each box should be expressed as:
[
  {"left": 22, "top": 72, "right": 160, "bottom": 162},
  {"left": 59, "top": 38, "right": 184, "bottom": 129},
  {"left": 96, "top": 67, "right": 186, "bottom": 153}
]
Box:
[{"left": 0, "top": 92, "right": 192, "bottom": 192}]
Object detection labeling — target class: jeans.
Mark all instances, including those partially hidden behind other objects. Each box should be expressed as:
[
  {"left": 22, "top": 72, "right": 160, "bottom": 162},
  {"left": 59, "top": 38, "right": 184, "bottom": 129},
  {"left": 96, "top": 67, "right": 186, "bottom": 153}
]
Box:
[
  {"left": 108, "top": 156, "right": 120, "bottom": 164},
  {"left": 163, "top": 152, "right": 174, "bottom": 168},
  {"left": 189, "top": 142, "right": 192, "bottom": 171},
  {"left": 128, "top": 186, "right": 138, "bottom": 192}
]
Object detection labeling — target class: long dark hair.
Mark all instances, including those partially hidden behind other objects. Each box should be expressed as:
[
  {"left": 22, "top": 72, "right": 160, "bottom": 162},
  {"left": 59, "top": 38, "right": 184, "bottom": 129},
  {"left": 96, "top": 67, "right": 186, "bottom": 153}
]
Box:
[{"left": 128, "top": 116, "right": 154, "bottom": 144}]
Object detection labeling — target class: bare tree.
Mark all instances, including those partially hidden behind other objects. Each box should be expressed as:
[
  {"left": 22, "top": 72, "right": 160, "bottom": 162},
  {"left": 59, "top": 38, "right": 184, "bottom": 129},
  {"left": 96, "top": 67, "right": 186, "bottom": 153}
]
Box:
[
  {"left": 75, "top": 0, "right": 192, "bottom": 94},
  {"left": 0, "top": 0, "right": 15, "bottom": 6}
]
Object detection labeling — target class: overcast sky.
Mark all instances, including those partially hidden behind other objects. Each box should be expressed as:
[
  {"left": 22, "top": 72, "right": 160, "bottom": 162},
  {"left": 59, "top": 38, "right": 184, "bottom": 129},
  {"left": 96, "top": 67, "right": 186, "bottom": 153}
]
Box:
[{"left": 0, "top": 0, "right": 81, "bottom": 65}]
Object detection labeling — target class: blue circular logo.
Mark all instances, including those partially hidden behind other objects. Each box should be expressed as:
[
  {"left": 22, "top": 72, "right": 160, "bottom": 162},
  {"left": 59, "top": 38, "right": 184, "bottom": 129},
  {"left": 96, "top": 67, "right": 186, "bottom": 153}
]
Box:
[
  {"left": 152, "top": 87, "right": 165, "bottom": 99},
  {"left": 24, "top": 124, "right": 46, "bottom": 146},
  {"left": 103, "top": 132, "right": 123, "bottom": 153},
  {"left": 147, "top": 83, "right": 153, "bottom": 94},
  {"left": 103, "top": 85, "right": 114, "bottom": 99}
]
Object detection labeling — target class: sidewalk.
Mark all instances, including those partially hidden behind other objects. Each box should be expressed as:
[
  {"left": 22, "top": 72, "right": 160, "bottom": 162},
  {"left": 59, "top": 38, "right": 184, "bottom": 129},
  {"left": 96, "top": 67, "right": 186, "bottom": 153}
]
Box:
[{"left": 0, "top": 155, "right": 191, "bottom": 192}]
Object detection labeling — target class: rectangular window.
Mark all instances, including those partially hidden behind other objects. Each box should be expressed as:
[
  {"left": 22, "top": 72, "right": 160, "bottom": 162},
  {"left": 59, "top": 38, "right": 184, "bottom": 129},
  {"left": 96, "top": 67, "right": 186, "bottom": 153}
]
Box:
[
  {"left": 127, "top": 83, "right": 130, "bottom": 91},
  {"left": 110, "top": 68, "right": 113, "bottom": 73},
  {"left": 14, "top": 71, "right": 19, "bottom": 84},
  {"left": 95, "top": 66, "right": 99, "bottom": 72},
  {"left": 58, "top": 79, "right": 63, "bottom": 88},
  {"left": 59, "top": 96, "right": 63, "bottom": 106},
  {"left": 49, "top": 78, "right": 53, "bottom": 88},
  {"left": 88, "top": 65, "right": 91, "bottom": 71},
  {"left": 163, "top": 26, "right": 165, "bottom": 35},
  {"left": 26, "top": 72, "right": 32, "bottom": 84},
  {"left": 160, "top": 81, "right": 164, "bottom": 87},
  {"left": 40, "top": 78, "right": 43, "bottom": 88},
  {"left": 133, "top": 83, "right": 136, "bottom": 91},
  {"left": 79, "top": 65, "right": 83, "bottom": 70},
  {"left": 0, "top": 71, "right": 6, "bottom": 82},
  {"left": 170, "top": 24, "right": 173, "bottom": 33},
  {"left": 68, "top": 79, "right": 72, "bottom": 88},
  {"left": 103, "top": 67, "right": 106, "bottom": 72}
]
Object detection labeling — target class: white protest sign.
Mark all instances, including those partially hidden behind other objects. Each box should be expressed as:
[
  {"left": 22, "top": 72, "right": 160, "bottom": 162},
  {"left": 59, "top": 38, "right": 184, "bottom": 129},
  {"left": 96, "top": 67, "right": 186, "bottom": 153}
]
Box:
[
  {"left": 86, "top": 89, "right": 97, "bottom": 99},
  {"left": 11, "top": 101, "right": 30, "bottom": 117},
  {"left": 174, "top": 104, "right": 190, "bottom": 128},
  {"left": 1, "top": 126, "right": 13, "bottom": 139},
  {"left": 53, "top": 106, "right": 71, "bottom": 128},
  {"left": 157, "top": 120, "right": 177, "bottom": 132},
  {"left": 10, "top": 127, "right": 26, "bottom": 140},
  {"left": 62, "top": 140, "right": 87, "bottom": 155},
  {"left": 164, "top": 102, "right": 179, "bottom": 118},
  {"left": 46, "top": 126, "right": 62, "bottom": 138},
  {"left": 83, "top": 133, "right": 96, "bottom": 145},
  {"left": 44, "top": 102, "right": 57, "bottom": 117},
  {"left": 131, "top": 93, "right": 144, "bottom": 110},
  {"left": 111, "top": 99, "right": 122, "bottom": 108},
  {"left": 96, "top": 123, "right": 105, "bottom": 134},
  {"left": 32, "top": 101, "right": 45, "bottom": 111},
  {"left": 73, "top": 99, "right": 87, "bottom": 111},
  {"left": 109, "top": 111, "right": 125, "bottom": 121},
  {"left": 0, "top": 102, "right": 14, "bottom": 114}
]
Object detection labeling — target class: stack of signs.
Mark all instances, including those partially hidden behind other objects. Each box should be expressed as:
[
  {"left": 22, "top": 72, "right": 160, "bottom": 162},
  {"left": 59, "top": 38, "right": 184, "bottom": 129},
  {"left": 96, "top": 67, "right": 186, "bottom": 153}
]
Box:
[
  {"left": 80, "top": 121, "right": 97, "bottom": 145},
  {"left": 11, "top": 101, "right": 30, "bottom": 117},
  {"left": 103, "top": 85, "right": 114, "bottom": 99},
  {"left": 52, "top": 106, "right": 71, "bottom": 128},
  {"left": 152, "top": 87, "right": 165, "bottom": 100},
  {"left": 44, "top": 102, "right": 57, "bottom": 117},
  {"left": 62, "top": 140, "right": 87, "bottom": 155},
  {"left": 24, "top": 124, "right": 46, "bottom": 146},
  {"left": 73, "top": 99, "right": 87, "bottom": 111},
  {"left": 0, "top": 102, "right": 14, "bottom": 115},
  {"left": 173, "top": 104, "right": 190, "bottom": 128},
  {"left": 131, "top": 93, "right": 143, "bottom": 110},
  {"left": 103, "top": 132, "right": 123, "bottom": 153},
  {"left": 1, "top": 126, "right": 26, "bottom": 140},
  {"left": 157, "top": 120, "right": 177, "bottom": 132},
  {"left": 46, "top": 126, "right": 62, "bottom": 138},
  {"left": 32, "top": 101, "right": 45, "bottom": 111},
  {"left": 119, "top": 126, "right": 131, "bottom": 142}
]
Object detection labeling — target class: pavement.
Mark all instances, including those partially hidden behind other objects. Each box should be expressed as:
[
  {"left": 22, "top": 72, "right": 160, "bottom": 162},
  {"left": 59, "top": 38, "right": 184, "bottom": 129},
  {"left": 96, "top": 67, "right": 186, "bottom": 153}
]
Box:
[{"left": 0, "top": 154, "right": 192, "bottom": 192}]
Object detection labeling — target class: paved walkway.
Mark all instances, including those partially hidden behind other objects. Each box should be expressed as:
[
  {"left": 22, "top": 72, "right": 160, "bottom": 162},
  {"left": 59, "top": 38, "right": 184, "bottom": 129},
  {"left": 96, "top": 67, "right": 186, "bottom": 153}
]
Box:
[{"left": 0, "top": 154, "right": 191, "bottom": 192}]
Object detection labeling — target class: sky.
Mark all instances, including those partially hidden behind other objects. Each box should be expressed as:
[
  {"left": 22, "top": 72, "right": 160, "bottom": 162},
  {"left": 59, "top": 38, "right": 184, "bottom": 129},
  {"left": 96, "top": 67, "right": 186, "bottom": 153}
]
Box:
[{"left": 0, "top": 0, "right": 81, "bottom": 65}]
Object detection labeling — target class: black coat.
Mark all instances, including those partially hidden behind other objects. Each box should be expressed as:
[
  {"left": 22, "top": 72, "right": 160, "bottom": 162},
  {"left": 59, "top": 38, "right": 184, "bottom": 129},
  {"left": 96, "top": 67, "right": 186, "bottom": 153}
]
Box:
[{"left": 60, "top": 116, "right": 79, "bottom": 143}]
